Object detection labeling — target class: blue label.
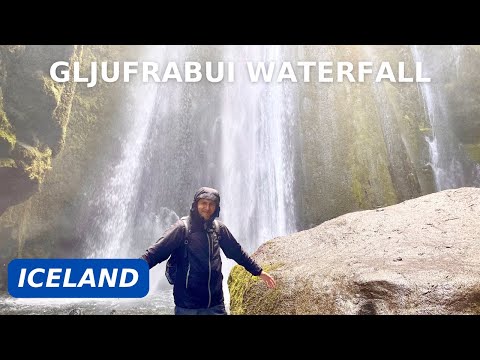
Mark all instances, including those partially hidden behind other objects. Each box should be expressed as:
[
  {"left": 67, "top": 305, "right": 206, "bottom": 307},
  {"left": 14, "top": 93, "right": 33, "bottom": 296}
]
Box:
[{"left": 8, "top": 259, "right": 149, "bottom": 298}]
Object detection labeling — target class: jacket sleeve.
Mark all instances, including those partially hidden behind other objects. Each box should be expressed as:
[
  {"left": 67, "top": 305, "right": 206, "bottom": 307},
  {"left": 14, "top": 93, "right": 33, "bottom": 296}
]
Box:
[
  {"left": 140, "top": 220, "right": 185, "bottom": 269},
  {"left": 218, "top": 223, "right": 263, "bottom": 276}
]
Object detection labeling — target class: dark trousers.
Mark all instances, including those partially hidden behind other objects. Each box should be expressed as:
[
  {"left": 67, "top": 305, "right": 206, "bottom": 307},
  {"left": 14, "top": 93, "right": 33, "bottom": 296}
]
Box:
[{"left": 174, "top": 303, "right": 227, "bottom": 315}]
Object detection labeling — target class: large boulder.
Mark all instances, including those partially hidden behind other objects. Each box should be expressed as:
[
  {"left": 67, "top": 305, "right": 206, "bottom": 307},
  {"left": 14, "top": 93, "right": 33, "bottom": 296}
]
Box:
[{"left": 228, "top": 187, "right": 480, "bottom": 314}]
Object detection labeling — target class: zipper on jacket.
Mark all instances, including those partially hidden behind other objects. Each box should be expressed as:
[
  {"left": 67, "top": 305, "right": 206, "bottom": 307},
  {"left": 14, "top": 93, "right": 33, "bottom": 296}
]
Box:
[
  {"left": 185, "top": 262, "right": 191, "bottom": 289},
  {"left": 207, "top": 232, "right": 212, "bottom": 308}
]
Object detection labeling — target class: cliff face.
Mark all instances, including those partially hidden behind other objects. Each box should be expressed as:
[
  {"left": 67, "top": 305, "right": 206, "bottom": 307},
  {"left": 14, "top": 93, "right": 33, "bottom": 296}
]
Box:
[
  {"left": 0, "top": 45, "right": 138, "bottom": 291},
  {"left": 228, "top": 187, "right": 480, "bottom": 315},
  {"left": 297, "top": 45, "right": 480, "bottom": 230},
  {"left": 296, "top": 46, "right": 431, "bottom": 230},
  {"left": 0, "top": 45, "right": 81, "bottom": 215},
  {"left": 447, "top": 46, "right": 480, "bottom": 163}
]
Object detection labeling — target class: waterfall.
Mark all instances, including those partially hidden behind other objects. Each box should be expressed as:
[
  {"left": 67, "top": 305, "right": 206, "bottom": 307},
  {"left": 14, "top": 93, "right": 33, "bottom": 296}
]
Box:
[
  {"left": 219, "top": 45, "right": 297, "bottom": 254},
  {"left": 75, "top": 45, "right": 298, "bottom": 296},
  {"left": 411, "top": 45, "right": 477, "bottom": 190},
  {"left": 80, "top": 50, "right": 160, "bottom": 259}
]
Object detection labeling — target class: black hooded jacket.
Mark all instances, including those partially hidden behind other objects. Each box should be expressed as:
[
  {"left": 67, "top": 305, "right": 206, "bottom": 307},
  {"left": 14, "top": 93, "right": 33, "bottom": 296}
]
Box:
[{"left": 141, "top": 187, "right": 263, "bottom": 309}]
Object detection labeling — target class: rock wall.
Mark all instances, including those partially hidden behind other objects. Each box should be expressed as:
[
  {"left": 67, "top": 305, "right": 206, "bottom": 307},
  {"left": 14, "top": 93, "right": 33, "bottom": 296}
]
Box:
[
  {"left": 0, "top": 45, "right": 81, "bottom": 215},
  {"left": 297, "top": 45, "right": 480, "bottom": 229},
  {"left": 0, "top": 45, "right": 139, "bottom": 290}
]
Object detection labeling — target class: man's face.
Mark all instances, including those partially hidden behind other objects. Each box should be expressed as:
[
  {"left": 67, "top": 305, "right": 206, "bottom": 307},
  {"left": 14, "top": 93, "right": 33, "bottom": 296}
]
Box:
[{"left": 197, "top": 198, "right": 216, "bottom": 220}]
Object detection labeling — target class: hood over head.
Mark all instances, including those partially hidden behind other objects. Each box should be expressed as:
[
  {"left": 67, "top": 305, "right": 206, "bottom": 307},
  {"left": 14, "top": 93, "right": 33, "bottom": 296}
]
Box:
[{"left": 190, "top": 186, "right": 221, "bottom": 222}]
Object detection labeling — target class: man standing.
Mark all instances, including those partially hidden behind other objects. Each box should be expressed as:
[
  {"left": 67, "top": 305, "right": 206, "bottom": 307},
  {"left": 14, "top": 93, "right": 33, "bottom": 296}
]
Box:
[{"left": 140, "top": 186, "right": 276, "bottom": 315}]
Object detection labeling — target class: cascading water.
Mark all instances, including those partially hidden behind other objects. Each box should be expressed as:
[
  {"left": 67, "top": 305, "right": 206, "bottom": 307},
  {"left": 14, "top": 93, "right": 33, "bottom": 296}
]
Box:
[
  {"left": 218, "top": 46, "right": 299, "bottom": 306},
  {"left": 411, "top": 45, "right": 480, "bottom": 190},
  {"left": 81, "top": 63, "right": 160, "bottom": 259},
  {"left": 220, "top": 46, "right": 297, "bottom": 254},
  {"left": 75, "top": 45, "right": 298, "bottom": 312}
]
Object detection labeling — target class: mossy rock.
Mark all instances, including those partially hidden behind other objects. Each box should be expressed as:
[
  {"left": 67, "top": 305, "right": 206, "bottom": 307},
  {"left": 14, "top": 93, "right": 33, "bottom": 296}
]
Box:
[
  {"left": 464, "top": 143, "right": 480, "bottom": 163},
  {"left": 0, "top": 97, "right": 16, "bottom": 156},
  {"left": 12, "top": 143, "right": 52, "bottom": 183},
  {"left": 42, "top": 75, "right": 63, "bottom": 105},
  {"left": 228, "top": 263, "right": 283, "bottom": 315},
  {"left": 0, "top": 158, "right": 16, "bottom": 168}
]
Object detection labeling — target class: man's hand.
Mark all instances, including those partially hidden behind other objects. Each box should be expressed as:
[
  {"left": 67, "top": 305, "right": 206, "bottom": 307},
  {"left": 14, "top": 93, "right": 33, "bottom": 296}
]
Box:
[{"left": 259, "top": 271, "right": 276, "bottom": 289}]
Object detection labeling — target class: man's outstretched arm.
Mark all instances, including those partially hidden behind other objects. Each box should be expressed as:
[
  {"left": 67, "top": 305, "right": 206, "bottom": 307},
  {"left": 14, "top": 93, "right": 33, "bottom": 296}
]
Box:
[{"left": 219, "top": 223, "right": 276, "bottom": 288}]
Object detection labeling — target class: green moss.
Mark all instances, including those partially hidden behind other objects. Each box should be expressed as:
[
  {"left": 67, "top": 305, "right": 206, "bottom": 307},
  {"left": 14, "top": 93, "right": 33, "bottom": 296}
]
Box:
[
  {"left": 351, "top": 177, "right": 365, "bottom": 206},
  {"left": 228, "top": 265, "right": 259, "bottom": 315},
  {"left": 464, "top": 143, "right": 480, "bottom": 163},
  {"left": 50, "top": 45, "right": 83, "bottom": 155},
  {"left": 0, "top": 97, "right": 16, "bottom": 155},
  {"left": 344, "top": 87, "right": 398, "bottom": 209},
  {"left": 419, "top": 126, "right": 433, "bottom": 138},
  {"left": 0, "top": 158, "right": 16, "bottom": 168},
  {"left": 382, "top": 81, "right": 432, "bottom": 192},
  {"left": 0, "top": 128, "right": 16, "bottom": 154},
  {"left": 228, "top": 263, "right": 284, "bottom": 315},
  {"left": 42, "top": 75, "right": 63, "bottom": 105},
  {"left": 13, "top": 144, "right": 52, "bottom": 183}
]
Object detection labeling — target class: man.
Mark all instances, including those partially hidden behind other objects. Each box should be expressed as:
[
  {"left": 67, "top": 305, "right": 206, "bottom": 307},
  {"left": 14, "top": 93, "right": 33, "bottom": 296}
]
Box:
[{"left": 140, "top": 186, "right": 276, "bottom": 315}]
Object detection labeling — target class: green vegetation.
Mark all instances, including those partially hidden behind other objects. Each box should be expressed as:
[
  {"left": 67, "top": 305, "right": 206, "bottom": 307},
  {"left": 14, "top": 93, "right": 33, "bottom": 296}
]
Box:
[
  {"left": 464, "top": 143, "right": 480, "bottom": 163},
  {"left": 0, "top": 96, "right": 16, "bottom": 155},
  {"left": 419, "top": 126, "right": 433, "bottom": 137},
  {"left": 228, "top": 263, "right": 283, "bottom": 315},
  {"left": 0, "top": 158, "right": 16, "bottom": 168},
  {"left": 340, "top": 84, "right": 398, "bottom": 210},
  {"left": 50, "top": 45, "right": 83, "bottom": 155},
  {"left": 42, "top": 75, "right": 63, "bottom": 105},
  {"left": 13, "top": 144, "right": 52, "bottom": 183}
]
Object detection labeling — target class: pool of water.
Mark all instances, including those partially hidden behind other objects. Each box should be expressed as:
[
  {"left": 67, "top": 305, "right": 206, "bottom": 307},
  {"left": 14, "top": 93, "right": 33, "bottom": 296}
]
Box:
[{"left": 0, "top": 289, "right": 175, "bottom": 315}]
